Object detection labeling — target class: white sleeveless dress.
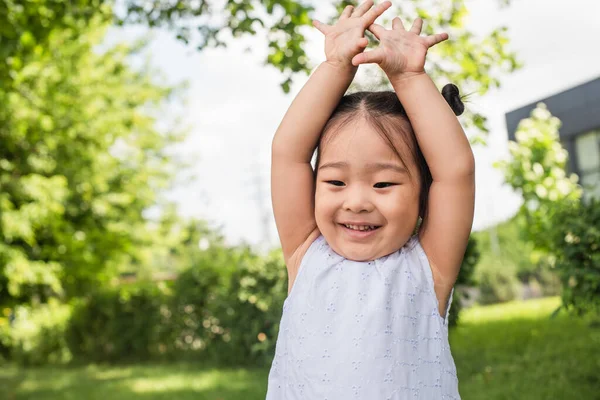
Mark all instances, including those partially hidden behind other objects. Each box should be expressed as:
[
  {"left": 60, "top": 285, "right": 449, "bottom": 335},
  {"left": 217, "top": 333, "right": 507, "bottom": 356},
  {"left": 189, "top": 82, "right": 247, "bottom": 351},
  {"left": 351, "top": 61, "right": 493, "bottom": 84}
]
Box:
[{"left": 266, "top": 234, "right": 460, "bottom": 399}]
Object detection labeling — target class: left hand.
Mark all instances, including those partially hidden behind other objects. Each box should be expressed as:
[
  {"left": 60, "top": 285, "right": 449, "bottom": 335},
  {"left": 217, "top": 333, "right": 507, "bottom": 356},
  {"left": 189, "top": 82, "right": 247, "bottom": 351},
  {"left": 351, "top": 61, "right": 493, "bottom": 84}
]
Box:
[
  {"left": 313, "top": 0, "right": 392, "bottom": 71},
  {"left": 351, "top": 17, "right": 448, "bottom": 79}
]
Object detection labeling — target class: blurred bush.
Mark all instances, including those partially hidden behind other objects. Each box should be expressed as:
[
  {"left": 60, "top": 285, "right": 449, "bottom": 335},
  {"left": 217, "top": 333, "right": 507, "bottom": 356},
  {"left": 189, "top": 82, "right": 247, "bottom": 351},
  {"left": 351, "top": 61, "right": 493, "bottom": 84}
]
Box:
[
  {"left": 66, "top": 284, "right": 168, "bottom": 364},
  {"left": 549, "top": 197, "right": 600, "bottom": 316},
  {"left": 2, "top": 233, "right": 481, "bottom": 366},
  {"left": 0, "top": 299, "right": 72, "bottom": 365},
  {"left": 472, "top": 214, "right": 562, "bottom": 305},
  {"left": 475, "top": 258, "right": 522, "bottom": 305},
  {"left": 497, "top": 104, "right": 599, "bottom": 318},
  {"left": 61, "top": 244, "right": 287, "bottom": 367}
]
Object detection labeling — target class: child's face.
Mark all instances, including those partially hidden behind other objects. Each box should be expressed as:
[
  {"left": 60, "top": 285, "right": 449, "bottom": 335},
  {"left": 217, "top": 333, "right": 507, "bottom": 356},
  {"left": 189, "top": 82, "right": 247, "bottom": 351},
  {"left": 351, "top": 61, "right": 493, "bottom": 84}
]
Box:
[{"left": 315, "top": 117, "right": 421, "bottom": 261}]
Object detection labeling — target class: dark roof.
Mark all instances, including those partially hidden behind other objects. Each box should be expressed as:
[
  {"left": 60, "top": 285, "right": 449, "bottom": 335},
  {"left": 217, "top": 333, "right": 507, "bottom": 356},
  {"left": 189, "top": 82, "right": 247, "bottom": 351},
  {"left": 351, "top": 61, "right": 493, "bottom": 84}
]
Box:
[{"left": 505, "top": 76, "right": 600, "bottom": 141}]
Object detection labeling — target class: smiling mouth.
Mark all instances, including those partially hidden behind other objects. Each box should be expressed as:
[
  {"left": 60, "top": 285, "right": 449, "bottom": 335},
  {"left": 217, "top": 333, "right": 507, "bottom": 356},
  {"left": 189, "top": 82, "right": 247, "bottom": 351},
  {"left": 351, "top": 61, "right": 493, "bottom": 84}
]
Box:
[{"left": 338, "top": 223, "right": 382, "bottom": 232}]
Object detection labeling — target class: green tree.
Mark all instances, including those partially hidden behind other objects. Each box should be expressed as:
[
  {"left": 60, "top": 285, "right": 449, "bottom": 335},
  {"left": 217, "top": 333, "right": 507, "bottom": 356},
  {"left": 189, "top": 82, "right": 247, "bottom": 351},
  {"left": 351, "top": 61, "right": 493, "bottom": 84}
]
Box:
[
  {"left": 0, "top": 0, "right": 520, "bottom": 305},
  {"left": 118, "top": 0, "right": 520, "bottom": 142},
  {"left": 495, "top": 104, "right": 581, "bottom": 250},
  {"left": 0, "top": 14, "right": 185, "bottom": 305},
  {"left": 496, "top": 104, "right": 600, "bottom": 317},
  {"left": 2, "top": 0, "right": 520, "bottom": 135}
]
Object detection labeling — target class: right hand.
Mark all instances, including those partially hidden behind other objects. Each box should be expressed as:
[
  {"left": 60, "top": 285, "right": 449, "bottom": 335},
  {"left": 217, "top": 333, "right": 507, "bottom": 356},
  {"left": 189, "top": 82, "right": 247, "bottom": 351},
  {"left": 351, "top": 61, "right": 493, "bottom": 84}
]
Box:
[{"left": 313, "top": 0, "right": 392, "bottom": 70}]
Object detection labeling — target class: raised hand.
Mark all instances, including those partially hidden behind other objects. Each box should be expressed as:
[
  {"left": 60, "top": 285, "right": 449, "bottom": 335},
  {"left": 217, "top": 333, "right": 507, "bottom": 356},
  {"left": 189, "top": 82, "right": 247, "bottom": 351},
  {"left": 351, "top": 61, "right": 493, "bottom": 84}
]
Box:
[
  {"left": 351, "top": 16, "right": 448, "bottom": 78},
  {"left": 313, "top": 0, "right": 392, "bottom": 70}
]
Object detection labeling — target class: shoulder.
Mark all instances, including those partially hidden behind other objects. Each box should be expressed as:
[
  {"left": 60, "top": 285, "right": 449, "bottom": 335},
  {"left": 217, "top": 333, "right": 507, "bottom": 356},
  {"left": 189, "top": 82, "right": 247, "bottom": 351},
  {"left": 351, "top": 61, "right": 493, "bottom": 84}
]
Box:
[{"left": 287, "top": 228, "right": 323, "bottom": 267}]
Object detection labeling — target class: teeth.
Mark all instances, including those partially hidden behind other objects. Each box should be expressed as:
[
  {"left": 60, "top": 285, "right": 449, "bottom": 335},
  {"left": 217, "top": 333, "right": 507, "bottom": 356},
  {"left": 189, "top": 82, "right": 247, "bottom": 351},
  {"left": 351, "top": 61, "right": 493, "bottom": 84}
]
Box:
[{"left": 344, "top": 224, "right": 377, "bottom": 231}]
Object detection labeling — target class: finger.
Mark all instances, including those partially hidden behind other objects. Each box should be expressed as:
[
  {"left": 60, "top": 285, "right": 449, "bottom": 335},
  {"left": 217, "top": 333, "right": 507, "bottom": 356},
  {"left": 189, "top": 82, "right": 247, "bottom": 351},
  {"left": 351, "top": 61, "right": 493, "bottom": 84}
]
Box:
[
  {"left": 392, "top": 17, "right": 405, "bottom": 30},
  {"left": 312, "top": 19, "right": 330, "bottom": 35},
  {"left": 367, "top": 23, "right": 386, "bottom": 40},
  {"left": 351, "top": 0, "right": 374, "bottom": 17},
  {"left": 424, "top": 32, "right": 448, "bottom": 47},
  {"left": 362, "top": 1, "right": 392, "bottom": 25},
  {"left": 356, "top": 37, "right": 369, "bottom": 49},
  {"left": 409, "top": 17, "right": 423, "bottom": 34},
  {"left": 339, "top": 5, "right": 353, "bottom": 21},
  {"left": 351, "top": 48, "right": 385, "bottom": 66}
]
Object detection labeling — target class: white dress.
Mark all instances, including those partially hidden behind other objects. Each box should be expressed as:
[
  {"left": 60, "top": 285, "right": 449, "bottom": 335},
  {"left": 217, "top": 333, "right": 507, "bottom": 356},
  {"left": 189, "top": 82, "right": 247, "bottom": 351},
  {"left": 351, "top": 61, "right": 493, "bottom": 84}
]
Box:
[{"left": 266, "top": 234, "right": 460, "bottom": 399}]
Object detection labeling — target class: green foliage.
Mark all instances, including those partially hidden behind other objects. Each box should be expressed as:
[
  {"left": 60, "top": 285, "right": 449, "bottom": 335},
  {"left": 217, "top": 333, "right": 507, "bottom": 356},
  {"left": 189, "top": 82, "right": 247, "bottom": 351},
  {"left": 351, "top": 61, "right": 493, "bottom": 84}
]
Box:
[
  {"left": 496, "top": 104, "right": 599, "bottom": 317},
  {"left": 418, "top": 1, "right": 520, "bottom": 143},
  {"left": 475, "top": 258, "right": 521, "bottom": 305},
  {"left": 0, "top": 1, "right": 110, "bottom": 82},
  {"left": 474, "top": 216, "right": 535, "bottom": 276},
  {"left": 4, "top": 297, "right": 600, "bottom": 400},
  {"left": 215, "top": 247, "right": 288, "bottom": 365},
  {"left": 0, "top": 299, "right": 72, "bottom": 366},
  {"left": 473, "top": 215, "right": 561, "bottom": 304},
  {"left": 118, "top": 0, "right": 315, "bottom": 94},
  {"left": 167, "top": 244, "right": 288, "bottom": 365},
  {"left": 5, "top": 228, "right": 474, "bottom": 365},
  {"left": 0, "top": 16, "right": 185, "bottom": 306},
  {"left": 0, "top": 0, "right": 520, "bottom": 307},
  {"left": 547, "top": 198, "right": 600, "bottom": 316},
  {"left": 66, "top": 283, "right": 169, "bottom": 364},
  {"left": 92, "top": 0, "right": 519, "bottom": 140},
  {"left": 0, "top": 0, "right": 524, "bottom": 367},
  {"left": 61, "top": 237, "right": 287, "bottom": 367},
  {"left": 495, "top": 104, "right": 582, "bottom": 249}
]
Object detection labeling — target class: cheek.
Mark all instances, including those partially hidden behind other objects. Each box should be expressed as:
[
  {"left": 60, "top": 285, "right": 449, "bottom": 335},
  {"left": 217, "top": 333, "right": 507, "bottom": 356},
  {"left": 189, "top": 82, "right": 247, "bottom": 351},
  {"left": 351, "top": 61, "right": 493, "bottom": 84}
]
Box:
[
  {"left": 314, "top": 186, "right": 334, "bottom": 218},
  {"left": 316, "top": 193, "right": 337, "bottom": 211},
  {"left": 380, "top": 187, "right": 420, "bottom": 219}
]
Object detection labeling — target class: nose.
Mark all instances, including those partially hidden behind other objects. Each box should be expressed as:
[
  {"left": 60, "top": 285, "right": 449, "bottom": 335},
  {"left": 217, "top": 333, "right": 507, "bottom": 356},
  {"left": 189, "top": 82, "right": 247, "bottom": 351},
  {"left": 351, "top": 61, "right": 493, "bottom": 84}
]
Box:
[{"left": 342, "top": 185, "right": 375, "bottom": 213}]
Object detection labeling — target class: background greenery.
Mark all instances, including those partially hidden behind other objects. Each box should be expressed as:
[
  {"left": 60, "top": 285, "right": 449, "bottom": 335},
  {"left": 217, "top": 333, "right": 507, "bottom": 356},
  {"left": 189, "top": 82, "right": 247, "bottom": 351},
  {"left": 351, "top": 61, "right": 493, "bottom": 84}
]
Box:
[
  {"left": 2, "top": 298, "right": 599, "bottom": 400},
  {"left": 1, "top": 0, "right": 598, "bottom": 398}
]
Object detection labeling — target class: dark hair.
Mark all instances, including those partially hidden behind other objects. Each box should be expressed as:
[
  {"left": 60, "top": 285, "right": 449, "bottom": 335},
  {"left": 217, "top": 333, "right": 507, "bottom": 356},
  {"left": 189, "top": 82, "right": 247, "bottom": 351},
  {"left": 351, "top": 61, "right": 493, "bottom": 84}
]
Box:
[{"left": 314, "top": 83, "right": 464, "bottom": 224}]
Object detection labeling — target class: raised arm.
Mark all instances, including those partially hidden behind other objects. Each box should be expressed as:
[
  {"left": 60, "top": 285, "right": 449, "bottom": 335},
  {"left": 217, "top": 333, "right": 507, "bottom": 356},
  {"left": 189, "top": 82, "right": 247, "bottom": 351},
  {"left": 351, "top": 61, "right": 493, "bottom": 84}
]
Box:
[
  {"left": 271, "top": 0, "right": 392, "bottom": 265},
  {"left": 354, "top": 16, "right": 475, "bottom": 311},
  {"left": 271, "top": 62, "right": 354, "bottom": 263},
  {"left": 391, "top": 72, "right": 475, "bottom": 289}
]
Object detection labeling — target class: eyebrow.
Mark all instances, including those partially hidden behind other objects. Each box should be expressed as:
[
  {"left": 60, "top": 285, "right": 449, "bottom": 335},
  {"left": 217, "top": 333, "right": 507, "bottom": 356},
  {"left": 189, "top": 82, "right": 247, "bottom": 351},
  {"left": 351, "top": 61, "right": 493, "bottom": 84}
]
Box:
[{"left": 318, "top": 161, "right": 408, "bottom": 174}]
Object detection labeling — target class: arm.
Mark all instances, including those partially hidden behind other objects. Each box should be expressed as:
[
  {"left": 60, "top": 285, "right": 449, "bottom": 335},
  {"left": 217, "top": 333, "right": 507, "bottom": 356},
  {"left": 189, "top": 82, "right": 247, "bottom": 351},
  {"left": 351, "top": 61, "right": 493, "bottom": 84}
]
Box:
[
  {"left": 271, "top": 62, "right": 356, "bottom": 263},
  {"left": 355, "top": 16, "right": 475, "bottom": 306},
  {"left": 391, "top": 73, "right": 475, "bottom": 289},
  {"left": 271, "top": 0, "right": 392, "bottom": 265}
]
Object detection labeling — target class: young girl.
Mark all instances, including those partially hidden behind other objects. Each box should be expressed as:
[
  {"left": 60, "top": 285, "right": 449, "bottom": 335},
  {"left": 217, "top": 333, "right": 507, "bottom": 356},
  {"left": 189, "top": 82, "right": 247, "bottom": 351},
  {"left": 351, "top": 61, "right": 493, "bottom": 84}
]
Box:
[{"left": 267, "top": 0, "right": 474, "bottom": 398}]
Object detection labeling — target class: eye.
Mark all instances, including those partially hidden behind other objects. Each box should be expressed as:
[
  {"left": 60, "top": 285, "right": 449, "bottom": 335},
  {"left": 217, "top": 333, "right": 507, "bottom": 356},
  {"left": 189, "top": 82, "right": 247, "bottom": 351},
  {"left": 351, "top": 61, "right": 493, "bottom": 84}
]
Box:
[
  {"left": 374, "top": 182, "right": 397, "bottom": 188},
  {"left": 326, "top": 180, "right": 345, "bottom": 187}
]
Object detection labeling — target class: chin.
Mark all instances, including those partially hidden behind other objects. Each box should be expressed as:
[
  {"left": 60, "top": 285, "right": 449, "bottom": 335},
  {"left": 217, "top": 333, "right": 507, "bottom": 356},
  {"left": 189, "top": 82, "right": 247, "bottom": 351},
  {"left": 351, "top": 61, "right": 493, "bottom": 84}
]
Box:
[
  {"left": 347, "top": 253, "right": 375, "bottom": 262},
  {"left": 332, "top": 242, "right": 376, "bottom": 262}
]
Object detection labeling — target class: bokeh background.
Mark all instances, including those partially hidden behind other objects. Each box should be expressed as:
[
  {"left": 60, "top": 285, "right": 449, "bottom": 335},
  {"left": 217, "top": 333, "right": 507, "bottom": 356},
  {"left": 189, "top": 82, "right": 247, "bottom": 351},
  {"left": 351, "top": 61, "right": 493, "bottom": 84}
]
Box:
[{"left": 1, "top": 0, "right": 599, "bottom": 399}]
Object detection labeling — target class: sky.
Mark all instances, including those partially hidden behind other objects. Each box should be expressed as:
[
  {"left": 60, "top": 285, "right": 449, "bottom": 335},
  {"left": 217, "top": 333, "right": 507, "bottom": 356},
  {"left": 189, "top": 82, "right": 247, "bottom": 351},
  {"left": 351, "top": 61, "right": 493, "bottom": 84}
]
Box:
[{"left": 109, "top": 0, "right": 600, "bottom": 250}]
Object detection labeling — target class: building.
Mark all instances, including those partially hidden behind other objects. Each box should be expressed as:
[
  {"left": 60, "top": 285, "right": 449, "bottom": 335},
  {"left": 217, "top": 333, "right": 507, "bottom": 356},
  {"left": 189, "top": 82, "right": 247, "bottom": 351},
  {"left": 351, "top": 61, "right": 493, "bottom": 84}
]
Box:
[{"left": 505, "top": 76, "right": 600, "bottom": 199}]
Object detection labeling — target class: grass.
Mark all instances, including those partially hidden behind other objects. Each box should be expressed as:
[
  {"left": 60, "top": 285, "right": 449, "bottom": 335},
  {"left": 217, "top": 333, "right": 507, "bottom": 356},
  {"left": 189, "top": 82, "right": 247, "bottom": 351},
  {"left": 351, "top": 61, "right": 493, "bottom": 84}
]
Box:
[
  {"left": 1, "top": 297, "right": 599, "bottom": 400},
  {"left": 451, "top": 297, "right": 600, "bottom": 399},
  {"left": 0, "top": 363, "right": 269, "bottom": 400}
]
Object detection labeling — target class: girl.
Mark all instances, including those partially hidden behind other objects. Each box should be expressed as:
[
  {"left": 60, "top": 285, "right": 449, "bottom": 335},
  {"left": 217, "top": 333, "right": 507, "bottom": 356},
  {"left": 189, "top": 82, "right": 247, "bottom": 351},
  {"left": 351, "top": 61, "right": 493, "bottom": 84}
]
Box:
[{"left": 267, "top": 0, "right": 474, "bottom": 398}]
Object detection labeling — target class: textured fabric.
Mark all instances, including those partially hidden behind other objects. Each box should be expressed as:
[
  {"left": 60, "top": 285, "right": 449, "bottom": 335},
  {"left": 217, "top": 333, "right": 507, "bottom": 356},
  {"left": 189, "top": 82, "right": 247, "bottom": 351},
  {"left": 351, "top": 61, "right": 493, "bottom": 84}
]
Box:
[{"left": 266, "top": 234, "right": 460, "bottom": 399}]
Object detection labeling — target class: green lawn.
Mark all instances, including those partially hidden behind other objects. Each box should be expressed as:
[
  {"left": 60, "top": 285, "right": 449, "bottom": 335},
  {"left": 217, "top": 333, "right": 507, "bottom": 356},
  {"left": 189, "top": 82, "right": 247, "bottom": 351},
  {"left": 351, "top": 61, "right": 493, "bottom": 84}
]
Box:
[
  {"left": 1, "top": 297, "right": 599, "bottom": 400},
  {"left": 451, "top": 297, "right": 600, "bottom": 399}
]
